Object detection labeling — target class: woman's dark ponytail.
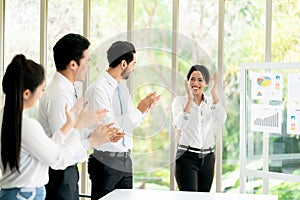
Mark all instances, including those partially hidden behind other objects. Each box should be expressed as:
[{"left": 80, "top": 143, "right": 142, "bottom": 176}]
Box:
[{"left": 1, "top": 54, "right": 44, "bottom": 172}]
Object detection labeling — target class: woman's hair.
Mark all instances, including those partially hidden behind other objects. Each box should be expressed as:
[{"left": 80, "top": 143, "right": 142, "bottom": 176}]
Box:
[
  {"left": 1, "top": 54, "right": 45, "bottom": 172},
  {"left": 186, "top": 64, "right": 210, "bottom": 84}
]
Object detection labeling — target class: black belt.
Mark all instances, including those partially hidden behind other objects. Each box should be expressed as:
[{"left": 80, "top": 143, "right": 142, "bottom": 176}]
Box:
[
  {"left": 93, "top": 149, "right": 131, "bottom": 158},
  {"left": 178, "top": 144, "right": 214, "bottom": 154}
]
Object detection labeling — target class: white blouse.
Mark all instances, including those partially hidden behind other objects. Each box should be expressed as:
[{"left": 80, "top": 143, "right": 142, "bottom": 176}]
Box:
[
  {"left": 172, "top": 94, "right": 227, "bottom": 149},
  {"left": 0, "top": 111, "right": 86, "bottom": 188}
]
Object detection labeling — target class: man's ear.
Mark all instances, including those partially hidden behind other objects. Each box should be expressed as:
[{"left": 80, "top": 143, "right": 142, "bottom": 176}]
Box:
[
  {"left": 69, "top": 60, "right": 78, "bottom": 71},
  {"left": 23, "top": 89, "right": 32, "bottom": 100},
  {"left": 121, "top": 60, "right": 127, "bottom": 69}
]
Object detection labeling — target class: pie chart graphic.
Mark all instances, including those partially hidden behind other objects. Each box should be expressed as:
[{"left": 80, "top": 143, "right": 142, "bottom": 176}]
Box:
[{"left": 257, "top": 76, "right": 271, "bottom": 87}]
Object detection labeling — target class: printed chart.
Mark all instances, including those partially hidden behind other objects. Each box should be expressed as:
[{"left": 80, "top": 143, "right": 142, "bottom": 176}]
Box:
[
  {"left": 251, "top": 73, "right": 283, "bottom": 100},
  {"left": 251, "top": 104, "right": 282, "bottom": 133}
]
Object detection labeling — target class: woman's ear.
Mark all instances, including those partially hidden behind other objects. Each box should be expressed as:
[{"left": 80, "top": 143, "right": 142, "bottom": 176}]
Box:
[{"left": 23, "top": 89, "right": 32, "bottom": 100}]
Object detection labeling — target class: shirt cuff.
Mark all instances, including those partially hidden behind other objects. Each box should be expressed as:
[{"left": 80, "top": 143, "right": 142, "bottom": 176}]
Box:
[
  {"left": 72, "top": 128, "right": 81, "bottom": 138},
  {"left": 183, "top": 110, "right": 191, "bottom": 120},
  {"left": 51, "top": 130, "right": 68, "bottom": 145},
  {"left": 211, "top": 99, "right": 221, "bottom": 110}
]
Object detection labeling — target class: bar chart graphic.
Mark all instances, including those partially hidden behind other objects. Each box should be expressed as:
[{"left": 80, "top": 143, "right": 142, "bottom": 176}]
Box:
[
  {"left": 254, "top": 112, "right": 278, "bottom": 127},
  {"left": 251, "top": 104, "right": 282, "bottom": 133}
]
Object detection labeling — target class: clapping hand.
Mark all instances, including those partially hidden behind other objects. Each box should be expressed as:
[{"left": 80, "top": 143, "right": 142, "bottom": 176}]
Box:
[
  {"left": 137, "top": 91, "right": 161, "bottom": 114},
  {"left": 210, "top": 72, "right": 218, "bottom": 95},
  {"left": 89, "top": 123, "right": 125, "bottom": 147},
  {"left": 65, "top": 98, "right": 108, "bottom": 132},
  {"left": 185, "top": 79, "right": 194, "bottom": 101}
]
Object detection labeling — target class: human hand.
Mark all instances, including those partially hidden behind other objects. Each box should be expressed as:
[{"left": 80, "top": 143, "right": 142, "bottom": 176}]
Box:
[
  {"left": 185, "top": 79, "right": 194, "bottom": 101},
  {"left": 61, "top": 98, "right": 84, "bottom": 135},
  {"left": 210, "top": 72, "right": 218, "bottom": 95},
  {"left": 88, "top": 123, "right": 125, "bottom": 147},
  {"left": 137, "top": 91, "right": 161, "bottom": 114},
  {"left": 74, "top": 101, "right": 108, "bottom": 132}
]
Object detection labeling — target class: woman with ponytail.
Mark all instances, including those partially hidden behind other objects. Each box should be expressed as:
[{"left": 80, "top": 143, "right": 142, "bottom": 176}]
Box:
[{"left": 0, "top": 55, "right": 124, "bottom": 200}]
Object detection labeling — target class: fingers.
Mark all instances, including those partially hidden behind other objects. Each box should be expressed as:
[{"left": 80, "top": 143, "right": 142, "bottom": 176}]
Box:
[
  {"left": 104, "top": 122, "right": 115, "bottom": 128},
  {"left": 101, "top": 126, "right": 124, "bottom": 143},
  {"left": 70, "top": 98, "right": 84, "bottom": 114},
  {"left": 94, "top": 109, "right": 108, "bottom": 120},
  {"left": 65, "top": 104, "right": 69, "bottom": 114},
  {"left": 185, "top": 79, "right": 189, "bottom": 86},
  {"left": 146, "top": 91, "right": 156, "bottom": 98},
  {"left": 211, "top": 72, "right": 218, "bottom": 81},
  {"left": 82, "top": 101, "right": 89, "bottom": 112},
  {"left": 110, "top": 132, "right": 125, "bottom": 142}
]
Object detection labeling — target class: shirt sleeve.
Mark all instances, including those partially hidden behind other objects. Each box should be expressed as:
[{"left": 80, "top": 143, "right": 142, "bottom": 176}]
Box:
[
  {"left": 42, "top": 93, "right": 89, "bottom": 162},
  {"left": 211, "top": 100, "right": 227, "bottom": 124},
  {"left": 22, "top": 119, "right": 87, "bottom": 169},
  {"left": 172, "top": 96, "right": 190, "bottom": 130},
  {"left": 46, "top": 95, "right": 71, "bottom": 137},
  {"left": 92, "top": 85, "right": 144, "bottom": 133}
]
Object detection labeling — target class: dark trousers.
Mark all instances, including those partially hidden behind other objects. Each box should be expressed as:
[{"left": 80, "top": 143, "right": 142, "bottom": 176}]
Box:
[
  {"left": 175, "top": 150, "right": 215, "bottom": 192},
  {"left": 88, "top": 153, "right": 133, "bottom": 200},
  {"left": 45, "top": 165, "right": 79, "bottom": 200}
]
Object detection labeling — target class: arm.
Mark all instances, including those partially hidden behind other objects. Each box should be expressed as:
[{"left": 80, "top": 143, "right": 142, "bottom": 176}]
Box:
[
  {"left": 210, "top": 72, "right": 227, "bottom": 123},
  {"left": 48, "top": 96, "right": 71, "bottom": 136},
  {"left": 172, "top": 79, "right": 194, "bottom": 130},
  {"left": 120, "top": 88, "right": 160, "bottom": 131},
  {"left": 172, "top": 96, "right": 191, "bottom": 130},
  {"left": 22, "top": 119, "right": 86, "bottom": 169},
  {"left": 92, "top": 85, "right": 144, "bottom": 133},
  {"left": 212, "top": 100, "right": 227, "bottom": 124}
]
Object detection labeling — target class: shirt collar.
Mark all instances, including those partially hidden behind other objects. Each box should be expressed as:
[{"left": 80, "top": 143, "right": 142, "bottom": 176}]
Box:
[
  {"left": 53, "top": 71, "right": 75, "bottom": 94},
  {"left": 103, "top": 71, "right": 119, "bottom": 89},
  {"left": 202, "top": 93, "right": 208, "bottom": 104},
  {"left": 187, "top": 93, "right": 208, "bottom": 107}
]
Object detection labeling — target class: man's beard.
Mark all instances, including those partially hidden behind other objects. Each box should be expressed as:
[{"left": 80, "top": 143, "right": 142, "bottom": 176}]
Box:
[{"left": 122, "top": 69, "right": 133, "bottom": 80}]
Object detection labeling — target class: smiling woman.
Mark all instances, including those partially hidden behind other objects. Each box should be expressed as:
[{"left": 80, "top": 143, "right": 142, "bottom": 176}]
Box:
[{"left": 172, "top": 64, "right": 227, "bottom": 192}]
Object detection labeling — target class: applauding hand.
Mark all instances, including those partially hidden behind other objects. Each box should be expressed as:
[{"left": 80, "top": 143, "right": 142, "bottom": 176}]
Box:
[
  {"left": 137, "top": 91, "right": 161, "bottom": 114},
  {"left": 88, "top": 123, "right": 125, "bottom": 147}
]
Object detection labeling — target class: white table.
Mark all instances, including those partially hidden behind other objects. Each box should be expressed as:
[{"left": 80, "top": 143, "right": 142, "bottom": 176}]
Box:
[{"left": 100, "top": 189, "right": 278, "bottom": 200}]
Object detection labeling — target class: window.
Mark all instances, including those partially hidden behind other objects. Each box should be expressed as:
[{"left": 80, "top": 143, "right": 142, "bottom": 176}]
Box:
[
  {"left": 89, "top": 0, "right": 127, "bottom": 83},
  {"left": 132, "top": 0, "right": 173, "bottom": 190},
  {"left": 4, "top": 0, "right": 40, "bottom": 68},
  {"left": 223, "top": 0, "right": 265, "bottom": 192},
  {"left": 47, "top": 0, "right": 83, "bottom": 82}
]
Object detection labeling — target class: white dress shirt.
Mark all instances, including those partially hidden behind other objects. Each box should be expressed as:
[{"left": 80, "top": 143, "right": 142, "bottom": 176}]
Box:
[
  {"left": 0, "top": 110, "right": 86, "bottom": 188},
  {"left": 172, "top": 94, "right": 227, "bottom": 149},
  {"left": 37, "top": 72, "right": 90, "bottom": 163},
  {"left": 85, "top": 71, "right": 145, "bottom": 152}
]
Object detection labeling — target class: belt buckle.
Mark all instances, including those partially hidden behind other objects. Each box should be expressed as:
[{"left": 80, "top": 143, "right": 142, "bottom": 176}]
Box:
[{"left": 125, "top": 150, "right": 131, "bottom": 158}]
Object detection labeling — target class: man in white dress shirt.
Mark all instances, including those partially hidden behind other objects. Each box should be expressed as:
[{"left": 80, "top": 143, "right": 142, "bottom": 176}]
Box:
[
  {"left": 37, "top": 33, "right": 92, "bottom": 200},
  {"left": 85, "top": 41, "right": 160, "bottom": 200}
]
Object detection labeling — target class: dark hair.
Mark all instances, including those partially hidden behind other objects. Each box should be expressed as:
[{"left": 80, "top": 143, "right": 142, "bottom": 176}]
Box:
[
  {"left": 1, "top": 54, "right": 45, "bottom": 172},
  {"left": 186, "top": 64, "right": 210, "bottom": 84},
  {"left": 107, "top": 41, "right": 136, "bottom": 68},
  {"left": 53, "top": 33, "right": 90, "bottom": 71}
]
